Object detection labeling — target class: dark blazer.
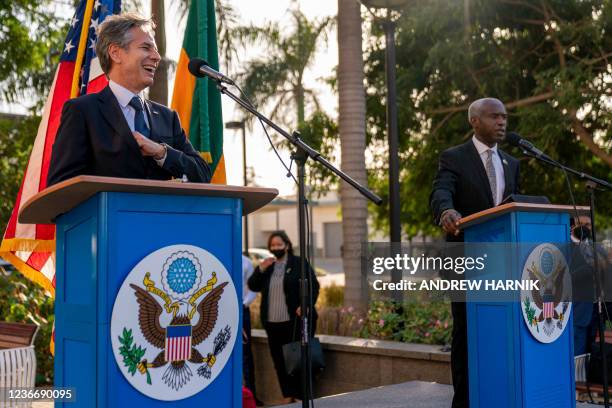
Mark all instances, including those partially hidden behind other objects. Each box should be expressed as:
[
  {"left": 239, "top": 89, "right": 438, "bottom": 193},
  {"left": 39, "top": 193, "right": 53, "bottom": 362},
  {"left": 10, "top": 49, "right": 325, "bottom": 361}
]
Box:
[
  {"left": 248, "top": 254, "right": 320, "bottom": 329},
  {"left": 430, "top": 139, "right": 520, "bottom": 242},
  {"left": 47, "top": 86, "right": 211, "bottom": 186}
]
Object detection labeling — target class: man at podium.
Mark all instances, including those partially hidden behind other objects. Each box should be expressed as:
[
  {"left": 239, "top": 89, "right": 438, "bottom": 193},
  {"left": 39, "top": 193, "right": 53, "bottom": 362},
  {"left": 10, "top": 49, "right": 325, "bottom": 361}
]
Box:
[
  {"left": 430, "top": 97, "right": 520, "bottom": 408},
  {"left": 47, "top": 13, "right": 211, "bottom": 186}
]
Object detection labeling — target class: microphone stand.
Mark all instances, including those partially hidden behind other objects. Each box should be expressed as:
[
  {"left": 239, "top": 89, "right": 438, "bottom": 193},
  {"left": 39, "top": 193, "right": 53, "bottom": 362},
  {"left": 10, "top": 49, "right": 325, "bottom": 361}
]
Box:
[
  {"left": 521, "top": 149, "right": 611, "bottom": 407},
  {"left": 214, "top": 80, "right": 382, "bottom": 408}
]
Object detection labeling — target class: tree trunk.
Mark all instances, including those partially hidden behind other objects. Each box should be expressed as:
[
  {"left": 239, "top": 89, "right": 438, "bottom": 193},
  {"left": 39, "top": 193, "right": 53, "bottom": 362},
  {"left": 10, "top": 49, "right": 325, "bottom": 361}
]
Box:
[
  {"left": 149, "top": 0, "right": 168, "bottom": 105},
  {"left": 338, "top": 0, "right": 368, "bottom": 311}
]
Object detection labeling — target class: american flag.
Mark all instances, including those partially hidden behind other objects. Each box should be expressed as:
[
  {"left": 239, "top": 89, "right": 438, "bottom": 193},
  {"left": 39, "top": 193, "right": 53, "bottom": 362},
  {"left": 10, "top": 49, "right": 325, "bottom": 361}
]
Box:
[
  {"left": 0, "top": 0, "right": 121, "bottom": 353},
  {"left": 543, "top": 293, "right": 555, "bottom": 319},
  {"left": 165, "top": 325, "right": 193, "bottom": 362}
]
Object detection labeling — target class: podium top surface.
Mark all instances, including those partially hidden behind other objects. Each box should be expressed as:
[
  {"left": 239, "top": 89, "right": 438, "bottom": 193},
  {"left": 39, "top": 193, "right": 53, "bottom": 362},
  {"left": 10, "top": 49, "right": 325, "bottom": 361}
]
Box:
[
  {"left": 18, "top": 175, "right": 279, "bottom": 224},
  {"left": 458, "top": 202, "right": 590, "bottom": 229}
]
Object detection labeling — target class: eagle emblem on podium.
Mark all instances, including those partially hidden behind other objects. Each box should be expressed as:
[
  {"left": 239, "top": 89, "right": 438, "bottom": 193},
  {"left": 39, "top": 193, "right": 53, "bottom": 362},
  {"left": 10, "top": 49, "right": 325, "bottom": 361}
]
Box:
[
  {"left": 111, "top": 246, "right": 239, "bottom": 400},
  {"left": 521, "top": 243, "right": 572, "bottom": 343},
  {"left": 129, "top": 277, "right": 229, "bottom": 390}
]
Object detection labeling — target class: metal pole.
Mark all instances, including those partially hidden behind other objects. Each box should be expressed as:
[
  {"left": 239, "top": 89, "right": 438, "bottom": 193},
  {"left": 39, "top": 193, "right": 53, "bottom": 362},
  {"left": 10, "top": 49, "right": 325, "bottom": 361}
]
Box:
[
  {"left": 383, "top": 18, "right": 403, "bottom": 294},
  {"left": 242, "top": 123, "right": 249, "bottom": 253},
  {"left": 588, "top": 182, "right": 609, "bottom": 407},
  {"left": 292, "top": 145, "right": 312, "bottom": 408}
]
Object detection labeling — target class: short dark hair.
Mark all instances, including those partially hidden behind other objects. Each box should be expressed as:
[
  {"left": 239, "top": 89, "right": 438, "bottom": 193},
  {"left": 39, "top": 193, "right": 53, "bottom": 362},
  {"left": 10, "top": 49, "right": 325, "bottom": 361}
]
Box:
[{"left": 267, "top": 230, "right": 294, "bottom": 255}]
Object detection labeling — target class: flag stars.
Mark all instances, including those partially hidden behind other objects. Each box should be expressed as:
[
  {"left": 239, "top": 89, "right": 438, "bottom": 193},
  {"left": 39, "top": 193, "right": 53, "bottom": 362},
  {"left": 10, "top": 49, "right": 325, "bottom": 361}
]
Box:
[
  {"left": 64, "top": 40, "right": 75, "bottom": 54},
  {"left": 70, "top": 16, "right": 79, "bottom": 28},
  {"left": 90, "top": 17, "right": 100, "bottom": 33},
  {"left": 89, "top": 38, "right": 96, "bottom": 50},
  {"left": 93, "top": 0, "right": 101, "bottom": 10}
]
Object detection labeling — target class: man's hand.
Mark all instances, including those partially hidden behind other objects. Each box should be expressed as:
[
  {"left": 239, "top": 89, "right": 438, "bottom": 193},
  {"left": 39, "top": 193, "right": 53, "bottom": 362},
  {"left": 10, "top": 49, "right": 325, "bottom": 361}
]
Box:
[
  {"left": 133, "top": 131, "right": 166, "bottom": 160},
  {"left": 440, "top": 209, "right": 462, "bottom": 236},
  {"left": 259, "top": 257, "right": 275, "bottom": 271}
]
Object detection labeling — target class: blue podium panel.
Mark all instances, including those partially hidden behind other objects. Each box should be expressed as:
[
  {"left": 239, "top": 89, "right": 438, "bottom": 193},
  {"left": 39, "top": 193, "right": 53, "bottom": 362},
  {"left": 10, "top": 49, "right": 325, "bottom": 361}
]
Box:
[
  {"left": 465, "top": 211, "right": 574, "bottom": 408},
  {"left": 54, "top": 192, "right": 243, "bottom": 407}
]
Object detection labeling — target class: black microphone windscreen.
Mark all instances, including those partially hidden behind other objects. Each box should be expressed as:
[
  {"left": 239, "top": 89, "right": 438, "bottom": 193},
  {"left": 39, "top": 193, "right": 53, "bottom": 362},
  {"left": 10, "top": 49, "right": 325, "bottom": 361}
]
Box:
[
  {"left": 505, "top": 132, "right": 521, "bottom": 147},
  {"left": 188, "top": 58, "right": 208, "bottom": 77}
]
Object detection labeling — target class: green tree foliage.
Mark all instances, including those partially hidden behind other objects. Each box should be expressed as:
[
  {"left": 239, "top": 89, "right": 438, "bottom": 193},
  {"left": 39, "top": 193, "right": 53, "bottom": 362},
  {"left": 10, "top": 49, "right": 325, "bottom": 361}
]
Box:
[
  {"left": 236, "top": 8, "right": 334, "bottom": 128},
  {"left": 0, "top": 0, "right": 67, "bottom": 106},
  {"left": 232, "top": 7, "right": 338, "bottom": 192},
  {"left": 0, "top": 115, "right": 38, "bottom": 238},
  {"left": 364, "top": 0, "right": 612, "bottom": 238},
  {"left": 0, "top": 2, "right": 68, "bottom": 384}
]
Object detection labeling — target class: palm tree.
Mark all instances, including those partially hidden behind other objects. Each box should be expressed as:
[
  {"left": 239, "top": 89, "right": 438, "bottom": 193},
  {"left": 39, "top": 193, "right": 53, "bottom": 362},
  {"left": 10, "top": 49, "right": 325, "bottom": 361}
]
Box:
[
  {"left": 337, "top": 0, "right": 368, "bottom": 310},
  {"left": 149, "top": 0, "right": 168, "bottom": 104},
  {"left": 236, "top": 7, "right": 334, "bottom": 131}
]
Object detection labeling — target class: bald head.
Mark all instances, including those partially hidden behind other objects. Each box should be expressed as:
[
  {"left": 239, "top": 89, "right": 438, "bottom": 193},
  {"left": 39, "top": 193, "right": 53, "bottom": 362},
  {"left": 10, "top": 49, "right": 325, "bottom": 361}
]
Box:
[
  {"left": 468, "top": 98, "right": 504, "bottom": 121},
  {"left": 468, "top": 98, "right": 507, "bottom": 147}
]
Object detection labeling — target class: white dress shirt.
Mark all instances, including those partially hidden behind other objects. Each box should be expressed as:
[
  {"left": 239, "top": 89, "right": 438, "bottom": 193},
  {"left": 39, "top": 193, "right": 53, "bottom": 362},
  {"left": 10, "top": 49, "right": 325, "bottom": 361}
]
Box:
[
  {"left": 268, "top": 258, "right": 290, "bottom": 322},
  {"left": 242, "top": 255, "right": 257, "bottom": 307},
  {"left": 108, "top": 80, "right": 166, "bottom": 166},
  {"left": 472, "top": 135, "right": 505, "bottom": 205}
]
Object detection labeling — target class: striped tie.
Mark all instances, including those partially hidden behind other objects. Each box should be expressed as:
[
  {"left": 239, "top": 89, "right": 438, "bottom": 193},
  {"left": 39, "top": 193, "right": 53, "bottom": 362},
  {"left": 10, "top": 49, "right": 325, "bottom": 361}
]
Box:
[{"left": 485, "top": 149, "right": 497, "bottom": 205}]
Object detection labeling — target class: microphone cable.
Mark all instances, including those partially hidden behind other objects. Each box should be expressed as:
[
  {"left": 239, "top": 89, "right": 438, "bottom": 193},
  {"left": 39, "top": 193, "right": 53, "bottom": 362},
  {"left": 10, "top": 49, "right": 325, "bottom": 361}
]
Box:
[
  {"left": 232, "top": 81, "right": 317, "bottom": 407},
  {"left": 232, "top": 82, "right": 299, "bottom": 186}
]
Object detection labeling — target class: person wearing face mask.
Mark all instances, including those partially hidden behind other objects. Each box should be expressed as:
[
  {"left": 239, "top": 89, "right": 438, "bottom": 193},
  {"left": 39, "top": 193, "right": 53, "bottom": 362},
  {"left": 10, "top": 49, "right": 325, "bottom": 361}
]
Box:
[
  {"left": 47, "top": 13, "right": 211, "bottom": 186},
  {"left": 247, "top": 230, "right": 320, "bottom": 404},
  {"left": 570, "top": 216, "right": 612, "bottom": 356}
]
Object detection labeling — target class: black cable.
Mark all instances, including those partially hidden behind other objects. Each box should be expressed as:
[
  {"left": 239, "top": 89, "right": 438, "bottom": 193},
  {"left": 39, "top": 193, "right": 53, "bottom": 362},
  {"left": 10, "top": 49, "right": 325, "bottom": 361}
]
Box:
[
  {"left": 224, "top": 80, "right": 324, "bottom": 406},
  {"left": 304, "top": 196, "right": 316, "bottom": 408},
  {"left": 232, "top": 81, "right": 315, "bottom": 406},
  {"left": 233, "top": 83, "right": 299, "bottom": 186},
  {"left": 547, "top": 157, "right": 610, "bottom": 324},
  {"left": 560, "top": 167, "right": 610, "bottom": 323},
  {"left": 525, "top": 149, "right": 611, "bottom": 406}
]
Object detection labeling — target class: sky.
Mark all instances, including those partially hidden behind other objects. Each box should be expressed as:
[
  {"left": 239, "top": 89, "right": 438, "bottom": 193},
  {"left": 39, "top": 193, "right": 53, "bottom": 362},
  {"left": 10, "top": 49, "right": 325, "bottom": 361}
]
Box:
[{"left": 168, "top": 0, "right": 340, "bottom": 196}]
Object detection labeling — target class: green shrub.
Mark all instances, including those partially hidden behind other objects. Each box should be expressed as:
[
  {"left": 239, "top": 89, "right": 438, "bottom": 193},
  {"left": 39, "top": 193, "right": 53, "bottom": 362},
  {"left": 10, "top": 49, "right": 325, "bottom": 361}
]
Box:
[
  {"left": 317, "top": 283, "right": 344, "bottom": 308},
  {"left": 359, "top": 299, "right": 452, "bottom": 345},
  {"left": 0, "top": 266, "right": 54, "bottom": 385}
]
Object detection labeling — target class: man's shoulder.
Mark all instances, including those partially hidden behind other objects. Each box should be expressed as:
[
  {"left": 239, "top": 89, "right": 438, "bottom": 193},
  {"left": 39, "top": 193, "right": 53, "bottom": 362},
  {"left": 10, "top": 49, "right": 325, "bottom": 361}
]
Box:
[
  {"left": 441, "top": 140, "right": 473, "bottom": 158},
  {"left": 65, "top": 92, "right": 102, "bottom": 109}
]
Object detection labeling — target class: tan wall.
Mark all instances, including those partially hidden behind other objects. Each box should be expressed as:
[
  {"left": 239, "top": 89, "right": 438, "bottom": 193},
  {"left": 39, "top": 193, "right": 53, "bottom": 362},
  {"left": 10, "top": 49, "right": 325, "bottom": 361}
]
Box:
[
  {"left": 249, "top": 329, "right": 451, "bottom": 404},
  {"left": 312, "top": 206, "right": 341, "bottom": 250},
  {"left": 247, "top": 205, "right": 341, "bottom": 253}
]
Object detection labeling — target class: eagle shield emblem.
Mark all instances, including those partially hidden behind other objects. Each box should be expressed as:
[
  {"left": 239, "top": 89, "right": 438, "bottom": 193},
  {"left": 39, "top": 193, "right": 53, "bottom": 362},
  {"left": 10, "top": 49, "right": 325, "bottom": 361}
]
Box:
[
  {"left": 520, "top": 243, "right": 572, "bottom": 344},
  {"left": 111, "top": 245, "right": 239, "bottom": 401}
]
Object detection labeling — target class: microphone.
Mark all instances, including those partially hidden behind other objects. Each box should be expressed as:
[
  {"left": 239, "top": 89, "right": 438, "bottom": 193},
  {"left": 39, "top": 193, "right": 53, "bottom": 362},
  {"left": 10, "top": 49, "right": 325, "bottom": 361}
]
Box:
[
  {"left": 187, "top": 58, "right": 234, "bottom": 85},
  {"left": 505, "top": 132, "right": 553, "bottom": 161}
]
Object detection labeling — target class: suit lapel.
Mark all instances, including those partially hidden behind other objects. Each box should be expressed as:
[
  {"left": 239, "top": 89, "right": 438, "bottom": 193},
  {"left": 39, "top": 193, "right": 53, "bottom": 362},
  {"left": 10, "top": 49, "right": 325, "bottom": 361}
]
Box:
[
  {"left": 97, "top": 86, "right": 145, "bottom": 163},
  {"left": 466, "top": 140, "right": 495, "bottom": 207},
  {"left": 144, "top": 100, "right": 161, "bottom": 142},
  {"left": 499, "top": 149, "right": 513, "bottom": 199}
]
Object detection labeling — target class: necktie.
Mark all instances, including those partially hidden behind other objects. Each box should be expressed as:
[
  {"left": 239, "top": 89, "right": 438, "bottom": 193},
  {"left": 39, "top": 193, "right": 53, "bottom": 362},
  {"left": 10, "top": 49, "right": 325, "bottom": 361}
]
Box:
[
  {"left": 128, "top": 96, "right": 150, "bottom": 138},
  {"left": 485, "top": 149, "right": 497, "bottom": 205}
]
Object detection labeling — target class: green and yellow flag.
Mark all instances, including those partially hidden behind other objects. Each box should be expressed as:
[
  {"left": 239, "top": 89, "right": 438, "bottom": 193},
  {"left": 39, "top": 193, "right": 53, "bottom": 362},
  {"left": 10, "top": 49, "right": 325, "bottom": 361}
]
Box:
[{"left": 171, "top": 0, "right": 225, "bottom": 183}]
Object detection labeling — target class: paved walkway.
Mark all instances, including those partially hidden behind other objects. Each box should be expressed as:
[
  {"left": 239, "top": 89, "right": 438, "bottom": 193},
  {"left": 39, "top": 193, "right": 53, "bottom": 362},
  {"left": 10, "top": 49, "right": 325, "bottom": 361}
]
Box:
[
  {"left": 26, "top": 381, "right": 600, "bottom": 407},
  {"left": 280, "top": 381, "right": 599, "bottom": 408}
]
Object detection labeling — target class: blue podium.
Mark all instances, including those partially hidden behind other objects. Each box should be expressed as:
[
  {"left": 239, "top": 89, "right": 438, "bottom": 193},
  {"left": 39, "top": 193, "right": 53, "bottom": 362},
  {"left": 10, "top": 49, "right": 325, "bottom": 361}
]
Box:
[
  {"left": 460, "top": 202, "right": 587, "bottom": 408},
  {"left": 19, "top": 176, "right": 277, "bottom": 407}
]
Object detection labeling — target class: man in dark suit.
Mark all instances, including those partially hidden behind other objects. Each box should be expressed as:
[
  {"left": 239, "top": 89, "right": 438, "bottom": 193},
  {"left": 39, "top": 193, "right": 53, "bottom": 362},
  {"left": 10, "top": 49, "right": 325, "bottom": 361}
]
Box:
[
  {"left": 430, "top": 98, "right": 520, "bottom": 408},
  {"left": 47, "top": 13, "right": 210, "bottom": 186}
]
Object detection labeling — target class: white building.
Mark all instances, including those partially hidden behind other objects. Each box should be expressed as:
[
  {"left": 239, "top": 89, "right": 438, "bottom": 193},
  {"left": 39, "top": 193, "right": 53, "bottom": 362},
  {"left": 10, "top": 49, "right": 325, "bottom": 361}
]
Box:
[{"left": 247, "top": 192, "right": 343, "bottom": 258}]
